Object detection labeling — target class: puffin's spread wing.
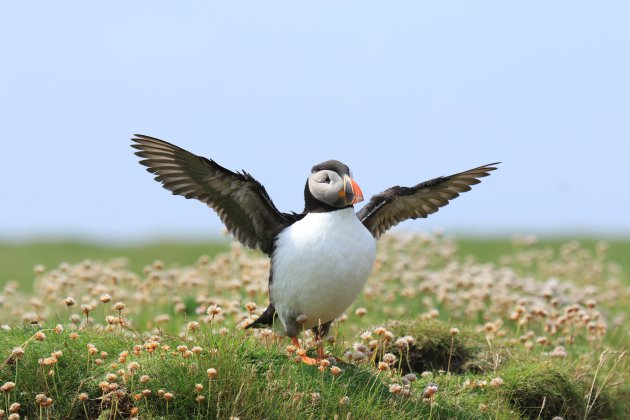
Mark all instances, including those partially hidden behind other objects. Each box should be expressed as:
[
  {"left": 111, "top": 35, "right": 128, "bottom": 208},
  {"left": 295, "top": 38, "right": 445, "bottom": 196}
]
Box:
[
  {"left": 357, "top": 163, "right": 499, "bottom": 239},
  {"left": 132, "top": 134, "right": 300, "bottom": 255}
]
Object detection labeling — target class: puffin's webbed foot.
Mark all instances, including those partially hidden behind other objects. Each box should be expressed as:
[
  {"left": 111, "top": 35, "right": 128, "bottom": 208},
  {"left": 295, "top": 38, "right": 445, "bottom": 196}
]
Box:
[{"left": 291, "top": 337, "right": 319, "bottom": 365}]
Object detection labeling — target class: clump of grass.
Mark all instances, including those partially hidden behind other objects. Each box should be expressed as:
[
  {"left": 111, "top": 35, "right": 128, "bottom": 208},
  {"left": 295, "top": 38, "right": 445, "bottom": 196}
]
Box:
[
  {"left": 381, "top": 319, "right": 487, "bottom": 374},
  {"left": 500, "top": 360, "right": 615, "bottom": 419}
]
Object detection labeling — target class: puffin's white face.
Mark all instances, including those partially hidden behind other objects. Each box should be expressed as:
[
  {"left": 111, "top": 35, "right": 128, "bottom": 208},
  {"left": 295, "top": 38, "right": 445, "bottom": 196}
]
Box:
[{"left": 308, "top": 168, "right": 363, "bottom": 208}]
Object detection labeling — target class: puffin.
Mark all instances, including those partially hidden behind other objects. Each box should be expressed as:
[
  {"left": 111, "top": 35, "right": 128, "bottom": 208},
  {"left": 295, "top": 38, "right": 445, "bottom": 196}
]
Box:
[{"left": 131, "top": 134, "right": 498, "bottom": 364}]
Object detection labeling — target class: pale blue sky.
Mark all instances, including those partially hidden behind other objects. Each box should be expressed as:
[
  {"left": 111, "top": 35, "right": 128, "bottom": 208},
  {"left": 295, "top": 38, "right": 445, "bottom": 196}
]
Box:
[{"left": 1, "top": 2, "right": 629, "bottom": 242}]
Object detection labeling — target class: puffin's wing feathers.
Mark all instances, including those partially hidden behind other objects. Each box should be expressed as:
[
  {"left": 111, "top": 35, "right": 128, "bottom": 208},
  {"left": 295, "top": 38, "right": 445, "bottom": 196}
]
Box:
[
  {"left": 132, "top": 134, "right": 298, "bottom": 255},
  {"left": 357, "top": 163, "right": 499, "bottom": 239}
]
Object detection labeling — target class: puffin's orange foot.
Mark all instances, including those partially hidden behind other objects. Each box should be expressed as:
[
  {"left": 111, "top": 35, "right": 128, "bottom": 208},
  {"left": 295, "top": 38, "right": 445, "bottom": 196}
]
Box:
[
  {"left": 289, "top": 337, "right": 322, "bottom": 365},
  {"left": 299, "top": 355, "right": 319, "bottom": 365}
]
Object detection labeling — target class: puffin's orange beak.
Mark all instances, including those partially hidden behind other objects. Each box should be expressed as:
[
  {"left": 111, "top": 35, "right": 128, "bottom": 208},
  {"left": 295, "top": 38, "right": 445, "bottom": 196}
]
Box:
[{"left": 340, "top": 175, "right": 364, "bottom": 205}]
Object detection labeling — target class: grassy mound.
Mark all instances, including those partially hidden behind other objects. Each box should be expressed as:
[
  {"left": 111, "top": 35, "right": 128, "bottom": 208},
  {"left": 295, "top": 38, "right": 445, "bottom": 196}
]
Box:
[{"left": 383, "top": 319, "right": 487, "bottom": 374}]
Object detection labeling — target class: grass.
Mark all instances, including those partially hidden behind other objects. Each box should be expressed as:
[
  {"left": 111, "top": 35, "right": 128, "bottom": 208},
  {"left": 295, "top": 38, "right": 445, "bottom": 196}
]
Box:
[
  {"left": 0, "top": 241, "right": 228, "bottom": 293},
  {"left": 0, "top": 233, "right": 628, "bottom": 418}
]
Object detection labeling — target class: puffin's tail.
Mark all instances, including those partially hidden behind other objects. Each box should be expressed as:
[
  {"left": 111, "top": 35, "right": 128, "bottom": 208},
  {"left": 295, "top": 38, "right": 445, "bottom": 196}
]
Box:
[{"left": 245, "top": 304, "right": 276, "bottom": 329}]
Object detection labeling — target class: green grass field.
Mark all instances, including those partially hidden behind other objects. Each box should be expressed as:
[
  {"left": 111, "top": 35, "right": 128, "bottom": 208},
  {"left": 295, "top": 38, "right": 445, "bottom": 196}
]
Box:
[{"left": 0, "top": 235, "right": 628, "bottom": 418}]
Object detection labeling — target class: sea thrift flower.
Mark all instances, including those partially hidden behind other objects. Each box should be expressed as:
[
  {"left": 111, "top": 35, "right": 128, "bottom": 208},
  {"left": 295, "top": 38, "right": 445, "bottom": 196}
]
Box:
[
  {"left": 11, "top": 347, "right": 25, "bottom": 359},
  {"left": 207, "top": 368, "right": 218, "bottom": 379},
  {"left": 550, "top": 346, "right": 568, "bottom": 358},
  {"left": 360, "top": 331, "right": 373, "bottom": 341},
  {"left": 395, "top": 337, "right": 410, "bottom": 349},
  {"left": 422, "top": 383, "right": 438, "bottom": 398},
  {"left": 35, "top": 331, "right": 46, "bottom": 341},
  {"left": 382, "top": 353, "right": 397, "bottom": 365},
  {"left": 378, "top": 362, "right": 390, "bottom": 372},
  {"left": 207, "top": 305, "right": 221, "bottom": 316},
  {"left": 374, "top": 327, "right": 386, "bottom": 336},
  {"left": 63, "top": 297, "right": 76, "bottom": 307},
  {"left": 1, "top": 382, "right": 16, "bottom": 392},
  {"left": 389, "top": 384, "right": 403, "bottom": 394},
  {"left": 490, "top": 377, "right": 504, "bottom": 387}
]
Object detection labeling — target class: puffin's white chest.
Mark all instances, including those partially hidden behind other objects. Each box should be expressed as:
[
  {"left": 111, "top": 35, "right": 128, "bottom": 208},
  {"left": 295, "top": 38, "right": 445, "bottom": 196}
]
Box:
[{"left": 271, "top": 208, "right": 376, "bottom": 332}]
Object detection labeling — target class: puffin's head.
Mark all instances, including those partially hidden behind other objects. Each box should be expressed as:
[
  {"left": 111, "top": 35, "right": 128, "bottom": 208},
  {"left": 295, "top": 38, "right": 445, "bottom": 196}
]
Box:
[{"left": 305, "top": 160, "right": 364, "bottom": 211}]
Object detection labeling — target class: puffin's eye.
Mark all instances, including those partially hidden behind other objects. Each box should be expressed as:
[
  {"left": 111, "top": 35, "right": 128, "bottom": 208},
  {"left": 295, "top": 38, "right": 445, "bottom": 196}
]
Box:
[{"left": 324, "top": 175, "right": 330, "bottom": 183}]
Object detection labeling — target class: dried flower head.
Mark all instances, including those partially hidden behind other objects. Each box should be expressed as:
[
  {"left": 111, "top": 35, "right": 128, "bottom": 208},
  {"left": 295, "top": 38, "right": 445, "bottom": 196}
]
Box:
[
  {"left": 9, "top": 402, "right": 20, "bottom": 413},
  {"left": 1, "top": 382, "right": 16, "bottom": 393},
  {"left": 11, "top": 347, "right": 25, "bottom": 359},
  {"left": 422, "top": 383, "right": 439, "bottom": 398},
  {"left": 389, "top": 384, "right": 403, "bottom": 394},
  {"left": 207, "top": 305, "right": 222, "bottom": 316},
  {"left": 490, "top": 377, "right": 504, "bottom": 387},
  {"left": 355, "top": 307, "right": 367, "bottom": 317},
  {"left": 382, "top": 353, "right": 397, "bottom": 365}
]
